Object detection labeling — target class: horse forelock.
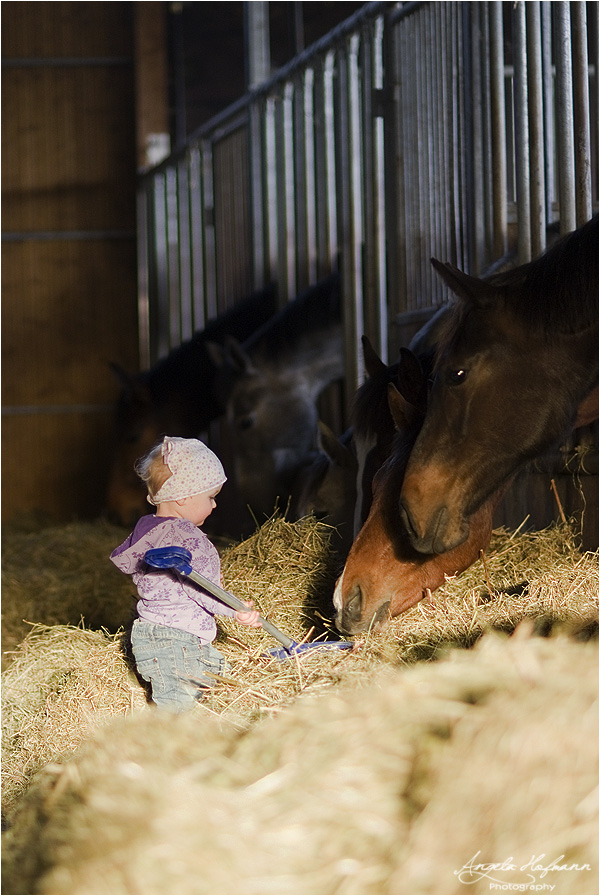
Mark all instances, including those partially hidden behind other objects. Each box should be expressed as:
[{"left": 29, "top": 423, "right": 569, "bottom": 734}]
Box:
[{"left": 431, "top": 298, "right": 473, "bottom": 373}]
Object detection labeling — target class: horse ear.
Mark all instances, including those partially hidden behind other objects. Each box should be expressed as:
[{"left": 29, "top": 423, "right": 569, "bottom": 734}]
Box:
[
  {"left": 361, "top": 335, "right": 387, "bottom": 379},
  {"left": 108, "top": 363, "right": 151, "bottom": 403},
  {"left": 317, "top": 421, "right": 356, "bottom": 470},
  {"left": 431, "top": 258, "right": 490, "bottom": 306},
  {"left": 109, "top": 361, "right": 135, "bottom": 388},
  {"left": 387, "top": 382, "right": 419, "bottom": 431},
  {"left": 223, "top": 336, "right": 258, "bottom": 375},
  {"left": 205, "top": 340, "right": 226, "bottom": 367}
]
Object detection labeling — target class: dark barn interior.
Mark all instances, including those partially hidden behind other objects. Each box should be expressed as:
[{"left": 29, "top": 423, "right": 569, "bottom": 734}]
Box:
[
  {"left": 2, "top": 1, "right": 598, "bottom": 546},
  {"left": 1, "top": 1, "right": 362, "bottom": 524}
]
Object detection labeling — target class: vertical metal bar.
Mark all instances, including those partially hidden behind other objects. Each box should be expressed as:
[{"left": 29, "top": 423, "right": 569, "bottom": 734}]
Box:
[
  {"left": 526, "top": 1, "right": 547, "bottom": 255},
  {"left": 541, "top": 2, "right": 555, "bottom": 221},
  {"left": 282, "top": 81, "right": 296, "bottom": 298},
  {"left": 571, "top": 1, "right": 592, "bottom": 225},
  {"left": 165, "top": 167, "right": 181, "bottom": 345},
  {"left": 381, "top": 10, "right": 403, "bottom": 322},
  {"left": 303, "top": 67, "right": 318, "bottom": 283},
  {"left": 470, "top": 2, "right": 485, "bottom": 272},
  {"left": 177, "top": 157, "right": 193, "bottom": 340},
  {"left": 249, "top": 102, "right": 266, "bottom": 288},
  {"left": 480, "top": 5, "right": 494, "bottom": 266},
  {"left": 373, "top": 15, "right": 387, "bottom": 361},
  {"left": 489, "top": 0, "right": 507, "bottom": 260},
  {"left": 415, "top": 7, "right": 427, "bottom": 300},
  {"left": 512, "top": 1, "right": 532, "bottom": 262},
  {"left": 401, "top": 16, "right": 416, "bottom": 304},
  {"left": 553, "top": 2, "right": 577, "bottom": 233},
  {"left": 360, "top": 18, "right": 379, "bottom": 354},
  {"left": 313, "top": 57, "right": 329, "bottom": 277},
  {"left": 323, "top": 51, "right": 338, "bottom": 271},
  {"left": 437, "top": 2, "right": 451, "bottom": 271},
  {"left": 153, "top": 174, "right": 169, "bottom": 361},
  {"left": 337, "top": 36, "right": 364, "bottom": 402},
  {"left": 244, "top": 1, "right": 270, "bottom": 89},
  {"left": 188, "top": 144, "right": 206, "bottom": 332},
  {"left": 294, "top": 76, "right": 309, "bottom": 289},
  {"left": 136, "top": 186, "right": 150, "bottom": 369},
  {"left": 348, "top": 32, "right": 365, "bottom": 387},
  {"left": 201, "top": 140, "right": 218, "bottom": 319},
  {"left": 264, "top": 97, "right": 279, "bottom": 284},
  {"left": 455, "top": 4, "right": 469, "bottom": 270}
]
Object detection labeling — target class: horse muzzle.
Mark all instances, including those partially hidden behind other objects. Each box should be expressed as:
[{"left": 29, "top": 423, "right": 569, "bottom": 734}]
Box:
[
  {"left": 335, "top": 583, "right": 391, "bottom": 635},
  {"left": 399, "top": 497, "right": 469, "bottom": 555}
]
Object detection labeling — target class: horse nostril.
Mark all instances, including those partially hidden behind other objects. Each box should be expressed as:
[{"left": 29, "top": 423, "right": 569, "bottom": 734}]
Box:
[
  {"left": 399, "top": 498, "right": 418, "bottom": 540},
  {"left": 344, "top": 585, "right": 364, "bottom": 624},
  {"left": 372, "top": 600, "right": 391, "bottom": 627}
]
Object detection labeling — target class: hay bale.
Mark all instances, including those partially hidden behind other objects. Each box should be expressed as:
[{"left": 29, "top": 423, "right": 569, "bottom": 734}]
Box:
[
  {"left": 220, "top": 512, "right": 339, "bottom": 644},
  {"left": 377, "top": 523, "right": 599, "bottom": 662},
  {"left": 1, "top": 623, "right": 147, "bottom": 818},
  {"left": 1, "top": 520, "right": 136, "bottom": 666},
  {"left": 0, "top": 514, "right": 356, "bottom": 815},
  {"left": 1, "top": 513, "right": 338, "bottom": 669},
  {"left": 2, "top": 630, "right": 596, "bottom": 895}
]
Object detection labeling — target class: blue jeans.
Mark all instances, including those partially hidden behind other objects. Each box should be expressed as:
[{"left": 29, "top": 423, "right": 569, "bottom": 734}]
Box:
[{"left": 131, "top": 619, "right": 225, "bottom": 713}]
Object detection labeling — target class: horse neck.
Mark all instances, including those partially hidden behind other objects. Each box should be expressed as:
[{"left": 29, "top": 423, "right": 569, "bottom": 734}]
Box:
[{"left": 256, "top": 324, "right": 344, "bottom": 397}]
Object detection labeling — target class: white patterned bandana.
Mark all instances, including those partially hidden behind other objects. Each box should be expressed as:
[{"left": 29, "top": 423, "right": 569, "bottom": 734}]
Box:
[{"left": 148, "top": 437, "right": 227, "bottom": 505}]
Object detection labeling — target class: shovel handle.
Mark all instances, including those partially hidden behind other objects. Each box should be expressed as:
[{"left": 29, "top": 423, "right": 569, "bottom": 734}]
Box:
[{"left": 144, "top": 547, "right": 295, "bottom": 651}]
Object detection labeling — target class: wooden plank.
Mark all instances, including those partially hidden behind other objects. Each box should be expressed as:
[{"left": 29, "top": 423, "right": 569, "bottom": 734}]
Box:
[
  {"left": 494, "top": 468, "right": 598, "bottom": 552},
  {"left": 1, "top": 1, "right": 133, "bottom": 59},
  {"left": 2, "top": 412, "right": 116, "bottom": 522},
  {"left": 2, "top": 67, "right": 136, "bottom": 232},
  {"left": 1, "top": 240, "right": 138, "bottom": 407}
]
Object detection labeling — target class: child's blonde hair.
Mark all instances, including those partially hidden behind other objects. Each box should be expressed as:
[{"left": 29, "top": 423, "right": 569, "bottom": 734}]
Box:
[{"left": 135, "top": 440, "right": 172, "bottom": 502}]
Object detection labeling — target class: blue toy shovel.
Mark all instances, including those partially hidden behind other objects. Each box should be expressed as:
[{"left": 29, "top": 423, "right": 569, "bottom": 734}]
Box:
[{"left": 143, "top": 546, "right": 355, "bottom": 661}]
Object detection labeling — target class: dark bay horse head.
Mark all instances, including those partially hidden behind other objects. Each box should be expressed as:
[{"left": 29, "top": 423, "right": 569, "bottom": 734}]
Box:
[
  {"left": 105, "top": 284, "right": 277, "bottom": 527},
  {"left": 400, "top": 215, "right": 599, "bottom": 555},
  {"left": 289, "top": 423, "right": 358, "bottom": 560},
  {"left": 333, "top": 340, "right": 506, "bottom": 635},
  {"left": 210, "top": 275, "right": 344, "bottom": 518}
]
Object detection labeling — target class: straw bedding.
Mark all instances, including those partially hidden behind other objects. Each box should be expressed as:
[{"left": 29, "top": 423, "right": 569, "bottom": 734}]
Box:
[
  {"left": 2, "top": 631, "right": 597, "bottom": 895},
  {"left": 1, "top": 519, "right": 137, "bottom": 667},
  {"left": 1, "top": 513, "right": 598, "bottom": 893}
]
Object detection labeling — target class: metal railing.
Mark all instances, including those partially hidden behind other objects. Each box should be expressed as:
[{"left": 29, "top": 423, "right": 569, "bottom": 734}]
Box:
[{"left": 137, "top": 1, "right": 597, "bottom": 400}]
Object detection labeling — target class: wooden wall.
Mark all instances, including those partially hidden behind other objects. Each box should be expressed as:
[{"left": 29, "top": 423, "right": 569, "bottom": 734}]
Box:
[{"left": 2, "top": 2, "right": 144, "bottom": 522}]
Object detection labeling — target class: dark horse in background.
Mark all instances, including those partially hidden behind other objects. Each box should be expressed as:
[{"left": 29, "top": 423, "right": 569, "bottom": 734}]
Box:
[
  {"left": 400, "top": 215, "right": 599, "bottom": 556},
  {"left": 106, "top": 285, "right": 278, "bottom": 527},
  {"left": 208, "top": 275, "right": 344, "bottom": 522}
]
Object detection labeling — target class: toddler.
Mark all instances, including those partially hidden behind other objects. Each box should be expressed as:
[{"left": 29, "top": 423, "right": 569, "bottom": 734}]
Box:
[{"left": 111, "top": 435, "right": 261, "bottom": 712}]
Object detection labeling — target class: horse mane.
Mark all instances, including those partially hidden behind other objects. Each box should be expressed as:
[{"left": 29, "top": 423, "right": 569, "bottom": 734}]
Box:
[
  {"left": 351, "top": 358, "right": 400, "bottom": 443},
  {"left": 494, "top": 215, "right": 598, "bottom": 334},
  {"left": 434, "top": 215, "right": 598, "bottom": 367},
  {"left": 244, "top": 274, "right": 342, "bottom": 362}
]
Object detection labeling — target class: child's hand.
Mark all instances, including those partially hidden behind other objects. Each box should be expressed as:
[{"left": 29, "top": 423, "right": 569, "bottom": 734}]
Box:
[{"left": 235, "top": 600, "right": 262, "bottom": 628}]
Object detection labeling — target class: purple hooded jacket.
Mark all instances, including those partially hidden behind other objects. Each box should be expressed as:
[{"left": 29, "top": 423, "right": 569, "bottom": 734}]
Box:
[{"left": 110, "top": 515, "right": 236, "bottom": 643}]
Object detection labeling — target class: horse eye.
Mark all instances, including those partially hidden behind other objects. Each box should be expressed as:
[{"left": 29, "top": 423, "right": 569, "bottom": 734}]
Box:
[
  {"left": 448, "top": 368, "right": 467, "bottom": 385},
  {"left": 238, "top": 415, "right": 255, "bottom": 431}
]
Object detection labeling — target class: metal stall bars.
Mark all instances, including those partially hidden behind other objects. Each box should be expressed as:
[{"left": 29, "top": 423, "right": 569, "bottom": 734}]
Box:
[{"left": 136, "top": 1, "right": 597, "bottom": 406}]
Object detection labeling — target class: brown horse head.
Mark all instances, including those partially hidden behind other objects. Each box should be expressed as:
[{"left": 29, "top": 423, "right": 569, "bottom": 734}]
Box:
[
  {"left": 334, "top": 340, "right": 505, "bottom": 635},
  {"left": 400, "top": 217, "right": 599, "bottom": 555}
]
